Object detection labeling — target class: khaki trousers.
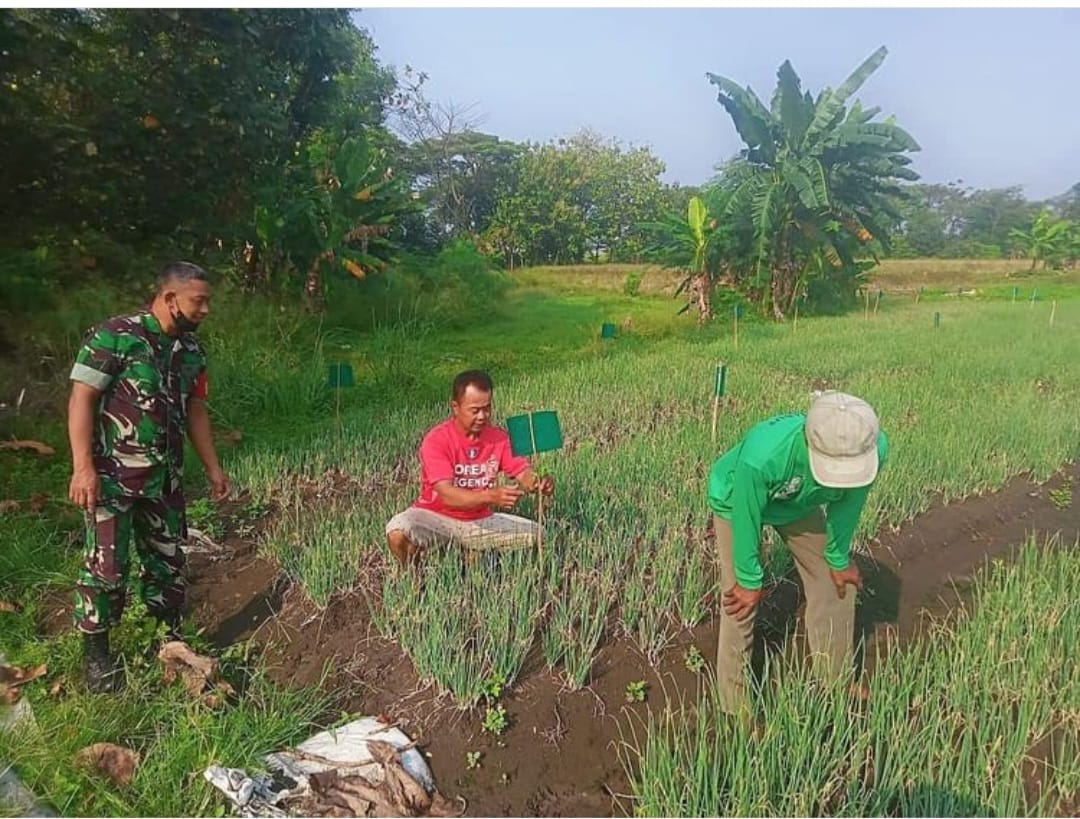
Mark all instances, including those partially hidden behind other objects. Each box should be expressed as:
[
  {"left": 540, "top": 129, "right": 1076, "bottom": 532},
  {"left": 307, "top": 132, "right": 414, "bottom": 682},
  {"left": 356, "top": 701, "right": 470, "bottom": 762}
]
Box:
[
  {"left": 386, "top": 507, "right": 537, "bottom": 552},
  {"left": 714, "top": 511, "right": 855, "bottom": 714}
]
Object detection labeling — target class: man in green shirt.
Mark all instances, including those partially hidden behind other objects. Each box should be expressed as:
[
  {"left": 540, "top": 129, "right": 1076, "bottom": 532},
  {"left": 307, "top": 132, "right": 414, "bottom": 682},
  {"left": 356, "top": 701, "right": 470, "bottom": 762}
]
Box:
[{"left": 707, "top": 391, "right": 888, "bottom": 713}]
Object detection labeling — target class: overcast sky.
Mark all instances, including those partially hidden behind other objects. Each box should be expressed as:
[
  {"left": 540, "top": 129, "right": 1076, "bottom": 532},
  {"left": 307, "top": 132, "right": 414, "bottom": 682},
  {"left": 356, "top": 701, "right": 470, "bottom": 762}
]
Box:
[{"left": 355, "top": 7, "right": 1080, "bottom": 201}]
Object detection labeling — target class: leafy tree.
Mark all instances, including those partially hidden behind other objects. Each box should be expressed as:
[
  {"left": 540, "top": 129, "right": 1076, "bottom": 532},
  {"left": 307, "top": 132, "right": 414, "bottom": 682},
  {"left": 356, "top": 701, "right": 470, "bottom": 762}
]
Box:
[
  {"left": 0, "top": 9, "right": 395, "bottom": 250},
  {"left": 707, "top": 46, "right": 920, "bottom": 318},
  {"left": 406, "top": 130, "right": 523, "bottom": 240},
  {"left": 566, "top": 130, "right": 666, "bottom": 262},
  {"left": 479, "top": 132, "right": 666, "bottom": 267},
  {"left": 390, "top": 68, "right": 525, "bottom": 242},
  {"left": 1050, "top": 182, "right": 1080, "bottom": 222},
  {"left": 252, "top": 132, "right": 417, "bottom": 309},
  {"left": 960, "top": 186, "right": 1038, "bottom": 257},
  {"left": 890, "top": 182, "right": 968, "bottom": 257}
]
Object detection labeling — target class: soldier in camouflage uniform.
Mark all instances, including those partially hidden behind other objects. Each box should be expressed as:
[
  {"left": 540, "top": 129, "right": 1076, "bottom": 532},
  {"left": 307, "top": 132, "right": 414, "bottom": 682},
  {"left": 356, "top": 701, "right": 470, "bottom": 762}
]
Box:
[{"left": 68, "top": 262, "right": 229, "bottom": 693}]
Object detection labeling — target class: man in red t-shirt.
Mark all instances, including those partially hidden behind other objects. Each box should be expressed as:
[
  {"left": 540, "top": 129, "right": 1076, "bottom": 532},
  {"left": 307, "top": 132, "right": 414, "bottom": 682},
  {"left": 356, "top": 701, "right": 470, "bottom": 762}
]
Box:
[{"left": 386, "top": 370, "right": 555, "bottom": 566}]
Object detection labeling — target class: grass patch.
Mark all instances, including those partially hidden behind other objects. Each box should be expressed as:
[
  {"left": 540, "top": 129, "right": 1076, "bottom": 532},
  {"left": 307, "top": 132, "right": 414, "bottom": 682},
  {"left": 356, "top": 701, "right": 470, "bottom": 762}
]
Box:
[{"left": 0, "top": 605, "right": 332, "bottom": 817}]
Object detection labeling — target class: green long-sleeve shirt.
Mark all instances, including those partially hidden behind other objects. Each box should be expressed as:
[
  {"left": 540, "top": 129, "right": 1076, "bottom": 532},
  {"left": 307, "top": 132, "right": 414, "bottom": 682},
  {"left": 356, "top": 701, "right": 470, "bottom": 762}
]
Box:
[{"left": 707, "top": 413, "right": 889, "bottom": 590}]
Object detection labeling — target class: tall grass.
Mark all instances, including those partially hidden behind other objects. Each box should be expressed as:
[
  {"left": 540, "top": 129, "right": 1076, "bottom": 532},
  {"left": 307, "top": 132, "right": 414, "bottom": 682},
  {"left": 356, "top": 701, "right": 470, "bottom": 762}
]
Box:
[
  {"left": 0, "top": 604, "right": 332, "bottom": 817},
  {"left": 623, "top": 535, "right": 1080, "bottom": 816}
]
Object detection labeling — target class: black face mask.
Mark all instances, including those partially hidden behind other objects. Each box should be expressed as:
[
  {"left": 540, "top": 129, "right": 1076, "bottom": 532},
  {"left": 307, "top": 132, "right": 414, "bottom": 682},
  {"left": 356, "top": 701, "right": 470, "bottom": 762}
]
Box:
[{"left": 170, "top": 302, "right": 201, "bottom": 334}]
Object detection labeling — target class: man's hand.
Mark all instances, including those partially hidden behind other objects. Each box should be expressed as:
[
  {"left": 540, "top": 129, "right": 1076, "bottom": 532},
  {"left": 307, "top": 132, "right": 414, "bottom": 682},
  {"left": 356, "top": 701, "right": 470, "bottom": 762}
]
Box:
[
  {"left": 830, "top": 564, "right": 864, "bottom": 599},
  {"left": 722, "top": 583, "right": 765, "bottom": 621},
  {"left": 488, "top": 485, "right": 525, "bottom": 510},
  {"left": 207, "top": 467, "right": 231, "bottom": 502},
  {"left": 535, "top": 475, "right": 555, "bottom": 497},
  {"left": 69, "top": 466, "right": 100, "bottom": 511}
]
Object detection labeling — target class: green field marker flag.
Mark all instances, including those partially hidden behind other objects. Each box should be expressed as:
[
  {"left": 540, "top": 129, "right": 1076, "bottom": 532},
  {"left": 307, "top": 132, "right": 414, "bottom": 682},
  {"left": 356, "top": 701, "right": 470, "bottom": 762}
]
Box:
[
  {"left": 507, "top": 410, "right": 564, "bottom": 556},
  {"left": 733, "top": 304, "right": 742, "bottom": 350},
  {"left": 328, "top": 363, "right": 355, "bottom": 462},
  {"left": 507, "top": 411, "right": 563, "bottom": 457},
  {"left": 1013, "top": 286, "right": 1019, "bottom": 302},
  {"left": 934, "top": 312, "right": 941, "bottom": 328},
  {"left": 1030, "top": 289, "right": 1038, "bottom": 308},
  {"left": 601, "top": 322, "right": 616, "bottom": 340},
  {"left": 715, "top": 363, "right": 728, "bottom": 398},
  {"left": 711, "top": 363, "right": 728, "bottom": 446},
  {"left": 328, "top": 363, "right": 355, "bottom": 389}
]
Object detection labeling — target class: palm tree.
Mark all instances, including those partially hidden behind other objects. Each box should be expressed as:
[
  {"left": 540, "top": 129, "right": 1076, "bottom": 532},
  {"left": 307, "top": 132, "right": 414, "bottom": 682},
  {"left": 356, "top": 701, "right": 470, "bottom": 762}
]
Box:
[{"left": 708, "top": 47, "right": 920, "bottom": 318}]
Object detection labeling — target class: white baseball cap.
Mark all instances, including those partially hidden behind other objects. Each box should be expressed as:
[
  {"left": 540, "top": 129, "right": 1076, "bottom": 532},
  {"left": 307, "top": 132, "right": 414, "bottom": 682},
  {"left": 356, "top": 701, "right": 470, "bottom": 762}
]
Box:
[{"left": 805, "top": 392, "right": 880, "bottom": 488}]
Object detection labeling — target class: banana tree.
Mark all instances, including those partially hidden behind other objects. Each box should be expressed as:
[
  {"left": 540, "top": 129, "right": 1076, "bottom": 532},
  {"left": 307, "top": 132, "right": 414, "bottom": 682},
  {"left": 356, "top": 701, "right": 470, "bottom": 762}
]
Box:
[
  {"left": 708, "top": 47, "right": 920, "bottom": 318},
  {"left": 683, "top": 196, "right": 715, "bottom": 321},
  {"left": 253, "top": 132, "right": 417, "bottom": 309},
  {"left": 1008, "top": 211, "right": 1074, "bottom": 270},
  {"left": 641, "top": 194, "right": 726, "bottom": 322}
]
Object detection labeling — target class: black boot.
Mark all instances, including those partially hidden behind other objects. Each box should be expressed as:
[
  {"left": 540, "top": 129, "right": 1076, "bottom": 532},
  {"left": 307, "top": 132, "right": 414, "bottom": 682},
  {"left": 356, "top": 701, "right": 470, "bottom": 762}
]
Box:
[{"left": 83, "top": 630, "right": 123, "bottom": 694}]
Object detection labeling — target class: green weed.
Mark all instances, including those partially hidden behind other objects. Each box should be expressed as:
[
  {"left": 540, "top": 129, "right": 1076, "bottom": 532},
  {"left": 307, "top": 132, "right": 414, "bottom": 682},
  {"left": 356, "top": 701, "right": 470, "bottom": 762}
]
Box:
[
  {"left": 625, "top": 680, "right": 649, "bottom": 704},
  {"left": 482, "top": 704, "right": 509, "bottom": 736},
  {"left": 683, "top": 645, "right": 706, "bottom": 675},
  {"left": 1048, "top": 480, "right": 1073, "bottom": 510}
]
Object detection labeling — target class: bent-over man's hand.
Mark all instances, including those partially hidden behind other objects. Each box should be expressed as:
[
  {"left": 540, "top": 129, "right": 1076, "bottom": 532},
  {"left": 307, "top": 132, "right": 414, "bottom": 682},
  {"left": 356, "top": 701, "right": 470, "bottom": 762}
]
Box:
[
  {"left": 207, "top": 467, "right": 231, "bottom": 502},
  {"left": 69, "top": 467, "right": 100, "bottom": 512},
  {"left": 489, "top": 485, "right": 525, "bottom": 510},
  {"left": 722, "top": 583, "right": 765, "bottom": 621},
  {"left": 830, "top": 564, "right": 864, "bottom": 600},
  {"left": 535, "top": 475, "right": 555, "bottom": 497}
]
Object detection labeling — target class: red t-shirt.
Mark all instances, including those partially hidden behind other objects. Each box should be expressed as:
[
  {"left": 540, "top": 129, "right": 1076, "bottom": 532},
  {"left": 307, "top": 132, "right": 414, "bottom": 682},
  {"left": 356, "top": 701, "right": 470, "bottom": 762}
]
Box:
[{"left": 413, "top": 419, "right": 531, "bottom": 521}]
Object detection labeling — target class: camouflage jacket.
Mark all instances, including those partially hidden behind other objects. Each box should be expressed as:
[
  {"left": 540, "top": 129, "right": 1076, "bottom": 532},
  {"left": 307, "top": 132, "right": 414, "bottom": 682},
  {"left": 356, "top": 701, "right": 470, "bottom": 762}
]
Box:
[{"left": 70, "top": 311, "right": 207, "bottom": 499}]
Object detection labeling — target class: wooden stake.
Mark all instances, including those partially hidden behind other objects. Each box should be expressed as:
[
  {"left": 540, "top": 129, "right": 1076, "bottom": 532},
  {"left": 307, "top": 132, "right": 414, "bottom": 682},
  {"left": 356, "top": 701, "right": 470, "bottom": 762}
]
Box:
[
  {"left": 335, "top": 387, "right": 342, "bottom": 462},
  {"left": 874, "top": 289, "right": 882, "bottom": 315},
  {"left": 793, "top": 301, "right": 799, "bottom": 332},
  {"left": 536, "top": 488, "right": 544, "bottom": 557},
  {"left": 1050, "top": 300, "right": 1057, "bottom": 326},
  {"left": 733, "top": 309, "right": 739, "bottom": 351},
  {"left": 528, "top": 413, "right": 544, "bottom": 557},
  {"left": 711, "top": 361, "right": 727, "bottom": 447},
  {"left": 864, "top": 289, "right": 870, "bottom": 320}
]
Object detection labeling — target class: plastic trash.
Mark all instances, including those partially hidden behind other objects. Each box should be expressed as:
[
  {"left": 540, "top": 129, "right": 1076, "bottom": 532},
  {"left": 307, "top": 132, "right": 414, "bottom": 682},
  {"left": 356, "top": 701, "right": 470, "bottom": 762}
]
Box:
[{"left": 266, "top": 716, "right": 434, "bottom": 794}]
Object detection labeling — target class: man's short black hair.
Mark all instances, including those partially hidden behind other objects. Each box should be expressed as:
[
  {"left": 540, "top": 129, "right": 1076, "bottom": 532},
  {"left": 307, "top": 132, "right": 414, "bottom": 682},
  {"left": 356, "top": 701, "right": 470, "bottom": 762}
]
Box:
[
  {"left": 158, "top": 261, "right": 208, "bottom": 292},
  {"left": 452, "top": 369, "right": 494, "bottom": 401}
]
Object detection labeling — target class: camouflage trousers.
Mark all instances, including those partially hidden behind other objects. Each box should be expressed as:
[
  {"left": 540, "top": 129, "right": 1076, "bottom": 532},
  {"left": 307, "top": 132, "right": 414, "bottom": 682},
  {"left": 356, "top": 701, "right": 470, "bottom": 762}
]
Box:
[{"left": 73, "top": 488, "right": 187, "bottom": 634}]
